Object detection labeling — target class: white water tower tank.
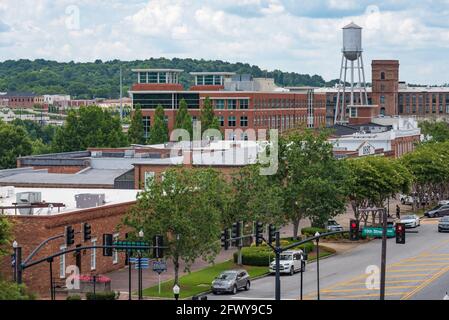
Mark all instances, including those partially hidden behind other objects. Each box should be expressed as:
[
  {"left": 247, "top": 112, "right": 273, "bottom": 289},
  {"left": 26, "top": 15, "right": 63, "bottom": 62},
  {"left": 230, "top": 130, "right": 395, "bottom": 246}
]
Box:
[{"left": 343, "top": 22, "right": 362, "bottom": 61}]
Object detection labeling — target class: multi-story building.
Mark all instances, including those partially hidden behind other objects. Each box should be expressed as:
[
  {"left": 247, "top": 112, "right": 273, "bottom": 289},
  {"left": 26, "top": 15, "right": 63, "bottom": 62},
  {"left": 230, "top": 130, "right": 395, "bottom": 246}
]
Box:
[
  {"left": 129, "top": 69, "right": 327, "bottom": 140},
  {"left": 1, "top": 92, "right": 37, "bottom": 109}
]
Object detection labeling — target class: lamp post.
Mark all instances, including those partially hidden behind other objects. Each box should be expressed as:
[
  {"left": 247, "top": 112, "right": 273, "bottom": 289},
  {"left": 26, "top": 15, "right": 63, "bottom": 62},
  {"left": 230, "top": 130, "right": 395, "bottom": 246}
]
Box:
[
  {"left": 173, "top": 284, "right": 180, "bottom": 301},
  {"left": 138, "top": 230, "right": 144, "bottom": 300},
  {"left": 13, "top": 240, "right": 22, "bottom": 284},
  {"left": 315, "top": 231, "right": 320, "bottom": 301}
]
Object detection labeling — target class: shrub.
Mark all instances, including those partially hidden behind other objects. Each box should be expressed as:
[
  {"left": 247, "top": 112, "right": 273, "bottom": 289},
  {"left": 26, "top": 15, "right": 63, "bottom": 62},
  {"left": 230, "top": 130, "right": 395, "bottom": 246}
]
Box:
[
  {"left": 66, "top": 295, "right": 81, "bottom": 300},
  {"left": 85, "top": 291, "right": 116, "bottom": 300},
  {"left": 0, "top": 280, "right": 35, "bottom": 300},
  {"left": 301, "top": 227, "right": 326, "bottom": 237},
  {"left": 234, "top": 240, "right": 315, "bottom": 266}
]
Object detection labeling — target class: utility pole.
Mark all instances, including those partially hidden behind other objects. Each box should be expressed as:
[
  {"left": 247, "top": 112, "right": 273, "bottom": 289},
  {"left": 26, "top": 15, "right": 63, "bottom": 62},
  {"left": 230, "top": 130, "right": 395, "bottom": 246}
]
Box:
[
  {"left": 274, "top": 231, "right": 281, "bottom": 301},
  {"left": 380, "top": 208, "right": 388, "bottom": 300}
]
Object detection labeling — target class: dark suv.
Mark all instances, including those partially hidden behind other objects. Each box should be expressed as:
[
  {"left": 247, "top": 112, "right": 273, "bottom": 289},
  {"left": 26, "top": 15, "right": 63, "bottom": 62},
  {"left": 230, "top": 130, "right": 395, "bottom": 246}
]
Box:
[{"left": 425, "top": 204, "right": 449, "bottom": 218}]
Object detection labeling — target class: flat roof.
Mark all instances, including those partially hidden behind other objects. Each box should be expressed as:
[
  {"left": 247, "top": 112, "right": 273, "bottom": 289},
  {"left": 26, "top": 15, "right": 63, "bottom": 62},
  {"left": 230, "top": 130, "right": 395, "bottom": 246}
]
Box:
[
  {"left": 131, "top": 69, "right": 184, "bottom": 73},
  {"left": 0, "top": 187, "right": 138, "bottom": 216},
  {"left": 190, "top": 72, "right": 236, "bottom": 76}
]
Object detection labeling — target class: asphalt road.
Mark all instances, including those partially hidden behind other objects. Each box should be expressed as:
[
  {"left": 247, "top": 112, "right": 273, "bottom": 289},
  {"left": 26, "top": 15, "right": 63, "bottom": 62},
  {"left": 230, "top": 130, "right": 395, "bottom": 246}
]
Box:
[{"left": 207, "top": 218, "right": 449, "bottom": 300}]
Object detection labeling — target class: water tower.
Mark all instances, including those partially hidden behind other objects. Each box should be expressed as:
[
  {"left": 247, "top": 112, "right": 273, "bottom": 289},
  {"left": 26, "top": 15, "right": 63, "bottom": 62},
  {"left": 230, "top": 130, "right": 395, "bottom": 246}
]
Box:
[{"left": 334, "top": 22, "right": 369, "bottom": 124}]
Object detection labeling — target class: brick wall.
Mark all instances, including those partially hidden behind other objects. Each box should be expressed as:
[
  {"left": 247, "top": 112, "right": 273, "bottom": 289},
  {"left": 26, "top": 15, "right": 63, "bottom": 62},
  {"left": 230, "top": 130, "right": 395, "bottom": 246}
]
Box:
[{"left": 0, "top": 202, "right": 135, "bottom": 297}]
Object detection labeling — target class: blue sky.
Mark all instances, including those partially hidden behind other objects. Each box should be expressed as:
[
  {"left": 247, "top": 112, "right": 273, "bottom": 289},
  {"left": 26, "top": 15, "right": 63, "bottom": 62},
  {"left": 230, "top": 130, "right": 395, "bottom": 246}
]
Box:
[{"left": 1, "top": 0, "right": 449, "bottom": 84}]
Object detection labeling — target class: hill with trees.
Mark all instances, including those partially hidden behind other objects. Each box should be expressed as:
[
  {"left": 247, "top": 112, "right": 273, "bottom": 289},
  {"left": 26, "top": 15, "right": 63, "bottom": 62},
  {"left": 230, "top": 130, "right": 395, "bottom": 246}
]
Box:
[{"left": 0, "top": 58, "right": 338, "bottom": 100}]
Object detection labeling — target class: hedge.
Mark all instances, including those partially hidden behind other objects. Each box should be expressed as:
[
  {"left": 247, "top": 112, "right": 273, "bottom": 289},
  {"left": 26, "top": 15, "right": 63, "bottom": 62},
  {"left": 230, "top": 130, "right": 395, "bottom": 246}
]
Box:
[
  {"left": 85, "top": 291, "right": 116, "bottom": 300},
  {"left": 66, "top": 295, "right": 81, "bottom": 300},
  {"left": 233, "top": 241, "right": 315, "bottom": 266},
  {"left": 301, "top": 227, "right": 326, "bottom": 237}
]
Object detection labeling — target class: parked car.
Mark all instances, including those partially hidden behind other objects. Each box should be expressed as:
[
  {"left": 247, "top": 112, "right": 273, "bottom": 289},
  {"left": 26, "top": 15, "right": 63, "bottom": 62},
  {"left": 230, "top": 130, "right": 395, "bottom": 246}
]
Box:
[
  {"left": 211, "top": 270, "right": 250, "bottom": 295},
  {"left": 400, "top": 214, "right": 421, "bottom": 228},
  {"left": 269, "top": 250, "right": 305, "bottom": 276},
  {"left": 438, "top": 217, "right": 449, "bottom": 233},
  {"left": 439, "top": 199, "right": 449, "bottom": 206},
  {"left": 425, "top": 204, "right": 449, "bottom": 218},
  {"left": 399, "top": 194, "right": 414, "bottom": 205},
  {"left": 326, "top": 219, "right": 343, "bottom": 232}
]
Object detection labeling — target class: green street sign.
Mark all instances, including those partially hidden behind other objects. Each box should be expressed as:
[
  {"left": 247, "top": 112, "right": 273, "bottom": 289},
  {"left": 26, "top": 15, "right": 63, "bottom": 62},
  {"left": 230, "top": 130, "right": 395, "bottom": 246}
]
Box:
[
  {"left": 361, "top": 227, "right": 395, "bottom": 238},
  {"left": 113, "top": 241, "right": 149, "bottom": 252}
]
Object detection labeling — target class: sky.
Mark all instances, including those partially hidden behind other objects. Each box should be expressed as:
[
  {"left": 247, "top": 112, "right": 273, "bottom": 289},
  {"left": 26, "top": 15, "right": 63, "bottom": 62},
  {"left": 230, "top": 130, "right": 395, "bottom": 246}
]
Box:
[{"left": 1, "top": 0, "right": 449, "bottom": 84}]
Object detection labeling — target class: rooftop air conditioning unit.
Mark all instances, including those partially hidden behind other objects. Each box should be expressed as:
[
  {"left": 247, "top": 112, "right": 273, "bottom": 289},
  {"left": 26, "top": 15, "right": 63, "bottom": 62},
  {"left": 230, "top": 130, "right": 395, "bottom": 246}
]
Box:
[
  {"left": 0, "top": 186, "right": 14, "bottom": 199},
  {"left": 16, "top": 191, "right": 42, "bottom": 215},
  {"left": 75, "top": 193, "right": 106, "bottom": 209}
]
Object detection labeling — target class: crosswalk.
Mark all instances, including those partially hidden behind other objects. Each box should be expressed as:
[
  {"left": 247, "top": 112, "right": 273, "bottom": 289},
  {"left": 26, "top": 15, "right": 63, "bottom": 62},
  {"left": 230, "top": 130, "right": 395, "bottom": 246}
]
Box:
[{"left": 303, "top": 239, "right": 449, "bottom": 300}]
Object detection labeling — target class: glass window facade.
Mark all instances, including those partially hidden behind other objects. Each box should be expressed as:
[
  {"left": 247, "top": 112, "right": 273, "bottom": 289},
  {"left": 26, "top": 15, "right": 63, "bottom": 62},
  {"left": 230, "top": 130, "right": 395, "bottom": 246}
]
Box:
[
  {"left": 215, "top": 99, "right": 225, "bottom": 109},
  {"left": 240, "top": 116, "right": 248, "bottom": 127},
  {"left": 228, "top": 116, "right": 236, "bottom": 127},
  {"left": 239, "top": 99, "right": 249, "bottom": 109},
  {"left": 227, "top": 99, "right": 237, "bottom": 110},
  {"left": 133, "top": 93, "right": 199, "bottom": 109}
]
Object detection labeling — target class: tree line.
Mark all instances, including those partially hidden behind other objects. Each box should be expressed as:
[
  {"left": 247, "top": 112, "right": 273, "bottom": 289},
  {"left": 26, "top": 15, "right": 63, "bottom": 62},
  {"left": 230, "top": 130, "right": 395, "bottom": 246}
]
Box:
[{"left": 0, "top": 58, "right": 338, "bottom": 99}]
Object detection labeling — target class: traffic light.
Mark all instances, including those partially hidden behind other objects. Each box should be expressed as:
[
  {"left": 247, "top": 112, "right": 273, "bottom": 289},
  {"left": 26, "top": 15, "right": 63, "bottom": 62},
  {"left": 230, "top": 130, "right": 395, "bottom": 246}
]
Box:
[
  {"left": 82, "top": 223, "right": 92, "bottom": 242},
  {"left": 396, "top": 223, "right": 406, "bottom": 244},
  {"left": 349, "top": 219, "right": 359, "bottom": 241},
  {"left": 221, "top": 229, "right": 230, "bottom": 250},
  {"left": 65, "top": 226, "right": 75, "bottom": 246},
  {"left": 231, "top": 222, "right": 241, "bottom": 247},
  {"left": 268, "top": 224, "right": 276, "bottom": 245},
  {"left": 255, "top": 222, "right": 264, "bottom": 246},
  {"left": 103, "top": 234, "right": 113, "bottom": 256},
  {"left": 153, "top": 235, "right": 164, "bottom": 258}
]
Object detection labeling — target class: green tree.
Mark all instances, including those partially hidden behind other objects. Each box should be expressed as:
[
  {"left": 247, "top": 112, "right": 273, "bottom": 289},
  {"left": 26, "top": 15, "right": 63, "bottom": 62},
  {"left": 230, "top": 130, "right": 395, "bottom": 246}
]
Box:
[
  {"left": 419, "top": 120, "right": 449, "bottom": 143},
  {"left": 276, "top": 129, "right": 349, "bottom": 235},
  {"left": 149, "top": 105, "right": 168, "bottom": 144},
  {"left": 128, "top": 105, "right": 146, "bottom": 145},
  {"left": 51, "top": 105, "right": 128, "bottom": 152},
  {"left": 200, "top": 97, "right": 219, "bottom": 134},
  {"left": 124, "top": 168, "right": 228, "bottom": 285},
  {"left": 0, "top": 122, "right": 33, "bottom": 169},
  {"left": 174, "top": 99, "right": 192, "bottom": 140}
]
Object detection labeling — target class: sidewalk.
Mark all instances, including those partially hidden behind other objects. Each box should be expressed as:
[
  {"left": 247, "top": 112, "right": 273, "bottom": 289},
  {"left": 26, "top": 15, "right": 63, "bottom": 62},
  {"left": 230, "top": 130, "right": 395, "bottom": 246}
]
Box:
[{"left": 106, "top": 247, "right": 237, "bottom": 298}]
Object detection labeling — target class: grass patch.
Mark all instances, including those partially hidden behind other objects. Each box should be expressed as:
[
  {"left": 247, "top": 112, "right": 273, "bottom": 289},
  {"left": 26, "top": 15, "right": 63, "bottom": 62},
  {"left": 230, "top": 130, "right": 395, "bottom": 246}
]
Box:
[
  {"left": 142, "top": 260, "right": 268, "bottom": 299},
  {"left": 142, "top": 246, "right": 335, "bottom": 299}
]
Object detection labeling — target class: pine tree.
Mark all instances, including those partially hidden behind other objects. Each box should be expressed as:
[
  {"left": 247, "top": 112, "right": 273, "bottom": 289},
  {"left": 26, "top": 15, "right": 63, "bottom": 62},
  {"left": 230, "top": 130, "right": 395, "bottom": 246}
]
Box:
[
  {"left": 200, "top": 96, "right": 219, "bottom": 133},
  {"left": 128, "top": 105, "right": 146, "bottom": 145},
  {"left": 149, "top": 105, "right": 168, "bottom": 144},
  {"left": 174, "top": 99, "right": 192, "bottom": 140}
]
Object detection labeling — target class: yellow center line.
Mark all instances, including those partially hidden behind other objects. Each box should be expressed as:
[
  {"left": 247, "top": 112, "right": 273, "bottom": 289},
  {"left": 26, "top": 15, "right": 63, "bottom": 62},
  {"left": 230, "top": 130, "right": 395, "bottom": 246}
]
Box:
[
  {"left": 393, "top": 263, "right": 449, "bottom": 267},
  {"left": 341, "top": 279, "right": 423, "bottom": 286},
  {"left": 321, "top": 285, "right": 417, "bottom": 293},
  {"left": 317, "top": 292, "right": 403, "bottom": 299},
  {"left": 400, "top": 264, "right": 449, "bottom": 300},
  {"left": 387, "top": 268, "right": 441, "bottom": 272}
]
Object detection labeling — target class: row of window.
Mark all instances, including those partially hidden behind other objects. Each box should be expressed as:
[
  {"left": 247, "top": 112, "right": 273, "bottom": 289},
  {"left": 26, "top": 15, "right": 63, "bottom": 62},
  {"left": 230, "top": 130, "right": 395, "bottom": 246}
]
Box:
[
  {"left": 59, "top": 234, "right": 120, "bottom": 278},
  {"left": 214, "top": 99, "right": 248, "bottom": 110},
  {"left": 217, "top": 116, "right": 248, "bottom": 127},
  {"left": 400, "top": 105, "right": 449, "bottom": 114},
  {"left": 254, "top": 99, "right": 325, "bottom": 109}
]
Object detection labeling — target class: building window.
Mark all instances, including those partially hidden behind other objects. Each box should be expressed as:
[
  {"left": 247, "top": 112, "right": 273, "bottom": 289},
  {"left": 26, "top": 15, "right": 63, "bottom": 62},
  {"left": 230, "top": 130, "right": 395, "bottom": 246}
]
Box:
[
  {"left": 350, "top": 107, "right": 358, "bottom": 118},
  {"left": 215, "top": 100, "right": 225, "bottom": 109},
  {"left": 228, "top": 116, "right": 236, "bottom": 127},
  {"left": 148, "top": 72, "right": 158, "bottom": 84},
  {"left": 227, "top": 100, "right": 237, "bottom": 110},
  {"left": 144, "top": 171, "right": 155, "bottom": 190},
  {"left": 113, "top": 234, "right": 119, "bottom": 264},
  {"left": 139, "top": 72, "right": 147, "bottom": 84},
  {"left": 218, "top": 116, "right": 224, "bottom": 127},
  {"left": 240, "top": 116, "right": 248, "bottom": 127},
  {"left": 380, "top": 96, "right": 385, "bottom": 104},
  {"left": 59, "top": 245, "right": 66, "bottom": 278},
  {"left": 143, "top": 116, "right": 150, "bottom": 139},
  {"left": 239, "top": 99, "right": 249, "bottom": 109},
  {"left": 380, "top": 107, "right": 386, "bottom": 116},
  {"left": 380, "top": 72, "right": 386, "bottom": 80},
  {"left": 91, "top": 238, "right": 97, "bottom": 271}
]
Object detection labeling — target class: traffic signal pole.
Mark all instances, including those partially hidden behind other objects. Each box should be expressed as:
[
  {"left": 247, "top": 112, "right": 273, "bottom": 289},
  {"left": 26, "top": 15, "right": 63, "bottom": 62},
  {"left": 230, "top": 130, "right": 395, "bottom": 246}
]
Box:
[{"left": 380, "top": 209, "right": 388, "bottom": 301}]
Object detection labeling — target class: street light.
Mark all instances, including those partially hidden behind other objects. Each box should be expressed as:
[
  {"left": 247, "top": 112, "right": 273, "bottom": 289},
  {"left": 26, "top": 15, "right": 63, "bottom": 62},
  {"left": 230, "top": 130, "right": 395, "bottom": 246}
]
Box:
[
  {"left": 137, "top": 230, "right": 144, "bottom": 300},
  {"left": 173, "top": 284, "right": 180, "bottom": 300},
  {"left": 12, "top": 240, "right": 18, "bottom": 248},
  {"left": 315, "top": 231, "right": 320, "bottom": 300},
  {"left": 138, "top": 230, "right": 144, "bottom": 238}
]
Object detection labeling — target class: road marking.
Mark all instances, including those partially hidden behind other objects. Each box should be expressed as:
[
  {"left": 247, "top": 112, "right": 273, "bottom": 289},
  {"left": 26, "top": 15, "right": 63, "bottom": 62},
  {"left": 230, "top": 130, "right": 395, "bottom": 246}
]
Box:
[
  {"left": 384, "top": 273, "right": 431, "bottom": 278},
  {"left": 393, "top": 263, "right": 449, "bottom": 267},
  {"left": 318, "top": 292, "right": 402, "bottom": 299},
  {"left": 321, "top": 285, "right": 416, "bottom": 293},
  {"left": 387, "top": 268, "right": 441, "bottom": 272},
  {"left": 400, "top": 264, "right": 449, "bottom": 300},
  {"left": 341, "top": 279, "right": 423, "bottom": 286}
]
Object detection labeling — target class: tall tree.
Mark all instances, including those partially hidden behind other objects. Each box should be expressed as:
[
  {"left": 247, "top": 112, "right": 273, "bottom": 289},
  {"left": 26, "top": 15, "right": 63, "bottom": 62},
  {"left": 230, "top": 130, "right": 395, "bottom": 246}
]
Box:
[
  {"left": 128, "top": 105, "right": 146, "bottom": 145},
  {"left": 149, "top": 105, "right": 169, "bottom": 144},
  {"left": 200, "top": 96, "right": 219, "bottom": 134},
  {"left": 174, "top": 99, "right": 192, "bottom": 140},
  {"left": 51, "top": 105, "right": 128, "bottom": 152},
  {"left": 0, "top": 121, "right": 33, "bottom": 169},
  {"left": 124, "top": 168, "right": 229, "bottom": 286}
]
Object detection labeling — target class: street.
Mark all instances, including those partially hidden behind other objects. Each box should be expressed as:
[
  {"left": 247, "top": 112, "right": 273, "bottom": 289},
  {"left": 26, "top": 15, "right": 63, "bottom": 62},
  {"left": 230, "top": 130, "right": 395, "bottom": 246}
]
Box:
[{"left": 207, "top": 218, "right": 449, "bottom": 300}]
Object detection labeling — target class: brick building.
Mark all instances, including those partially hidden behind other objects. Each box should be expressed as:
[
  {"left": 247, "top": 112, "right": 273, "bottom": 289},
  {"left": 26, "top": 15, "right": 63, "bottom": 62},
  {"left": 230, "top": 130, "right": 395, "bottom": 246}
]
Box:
[{"left": 0, "top": 187, "right": 138, "bottom": 296}]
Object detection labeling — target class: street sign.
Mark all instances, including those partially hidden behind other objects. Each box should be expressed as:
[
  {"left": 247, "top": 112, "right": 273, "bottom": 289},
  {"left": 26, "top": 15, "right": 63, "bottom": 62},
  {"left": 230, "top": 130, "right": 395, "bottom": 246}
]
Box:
[
  {"left": 113, "top": 241, "right": 149, "bottom": 252},
  {"left": 152, "top": 260, "right": 167, "bottom": 274},
  {"left": 129, "top": 257, "right": 150, "bottom": 269},
  {"left": 362, "top": 227, "right": 395, "bottom": 238}
]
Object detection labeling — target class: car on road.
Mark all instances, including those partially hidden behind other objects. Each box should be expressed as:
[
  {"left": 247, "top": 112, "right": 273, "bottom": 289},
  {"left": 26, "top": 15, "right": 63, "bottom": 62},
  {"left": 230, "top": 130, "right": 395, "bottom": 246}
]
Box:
[
  {"left": 400, "top": 214, "right": 421, "bottom": 228},
  {"left": 425, "top": 204, "right": 449, "bottom": 218},
  {"left": 399, "top": 194, "right": 415, "bottom": 205},
  {"left": 438, "top": 216, "right": 449, "bottom": 233},
  {"left": 326, "top": 219, "right": 343, "bottom": 232},
  {"left": 211, "top": 270, "right": 250, "bottom": 295},
  {"left": 269, "top": 250, "right": 305, "bottom": 276}
]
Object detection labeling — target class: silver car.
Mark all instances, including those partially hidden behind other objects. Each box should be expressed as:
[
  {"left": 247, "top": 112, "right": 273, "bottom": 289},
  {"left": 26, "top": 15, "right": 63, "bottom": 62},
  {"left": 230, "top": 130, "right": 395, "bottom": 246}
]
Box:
[
  {"left": 438, "top": 216, "right": 449, "bottom": 233},
  {"left": 211, "top": 270, "right": 250, "bottom": 295}
]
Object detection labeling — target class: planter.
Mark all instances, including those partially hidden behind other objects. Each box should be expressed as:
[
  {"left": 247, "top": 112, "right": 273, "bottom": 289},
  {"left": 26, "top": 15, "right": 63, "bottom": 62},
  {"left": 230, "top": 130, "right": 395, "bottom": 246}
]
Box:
[{"left": 68, "top": 275, "right": 112, "bottom": 294}]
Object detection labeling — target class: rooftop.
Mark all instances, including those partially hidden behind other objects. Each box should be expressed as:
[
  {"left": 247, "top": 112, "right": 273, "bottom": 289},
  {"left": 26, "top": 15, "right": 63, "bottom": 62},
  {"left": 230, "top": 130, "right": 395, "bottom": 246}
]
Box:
[
  {"left": 0, "top": 187, "right": 138, "bottom": 216},
  {"left": 131, "top": 69, "right": 184, "bottom": 73}
]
